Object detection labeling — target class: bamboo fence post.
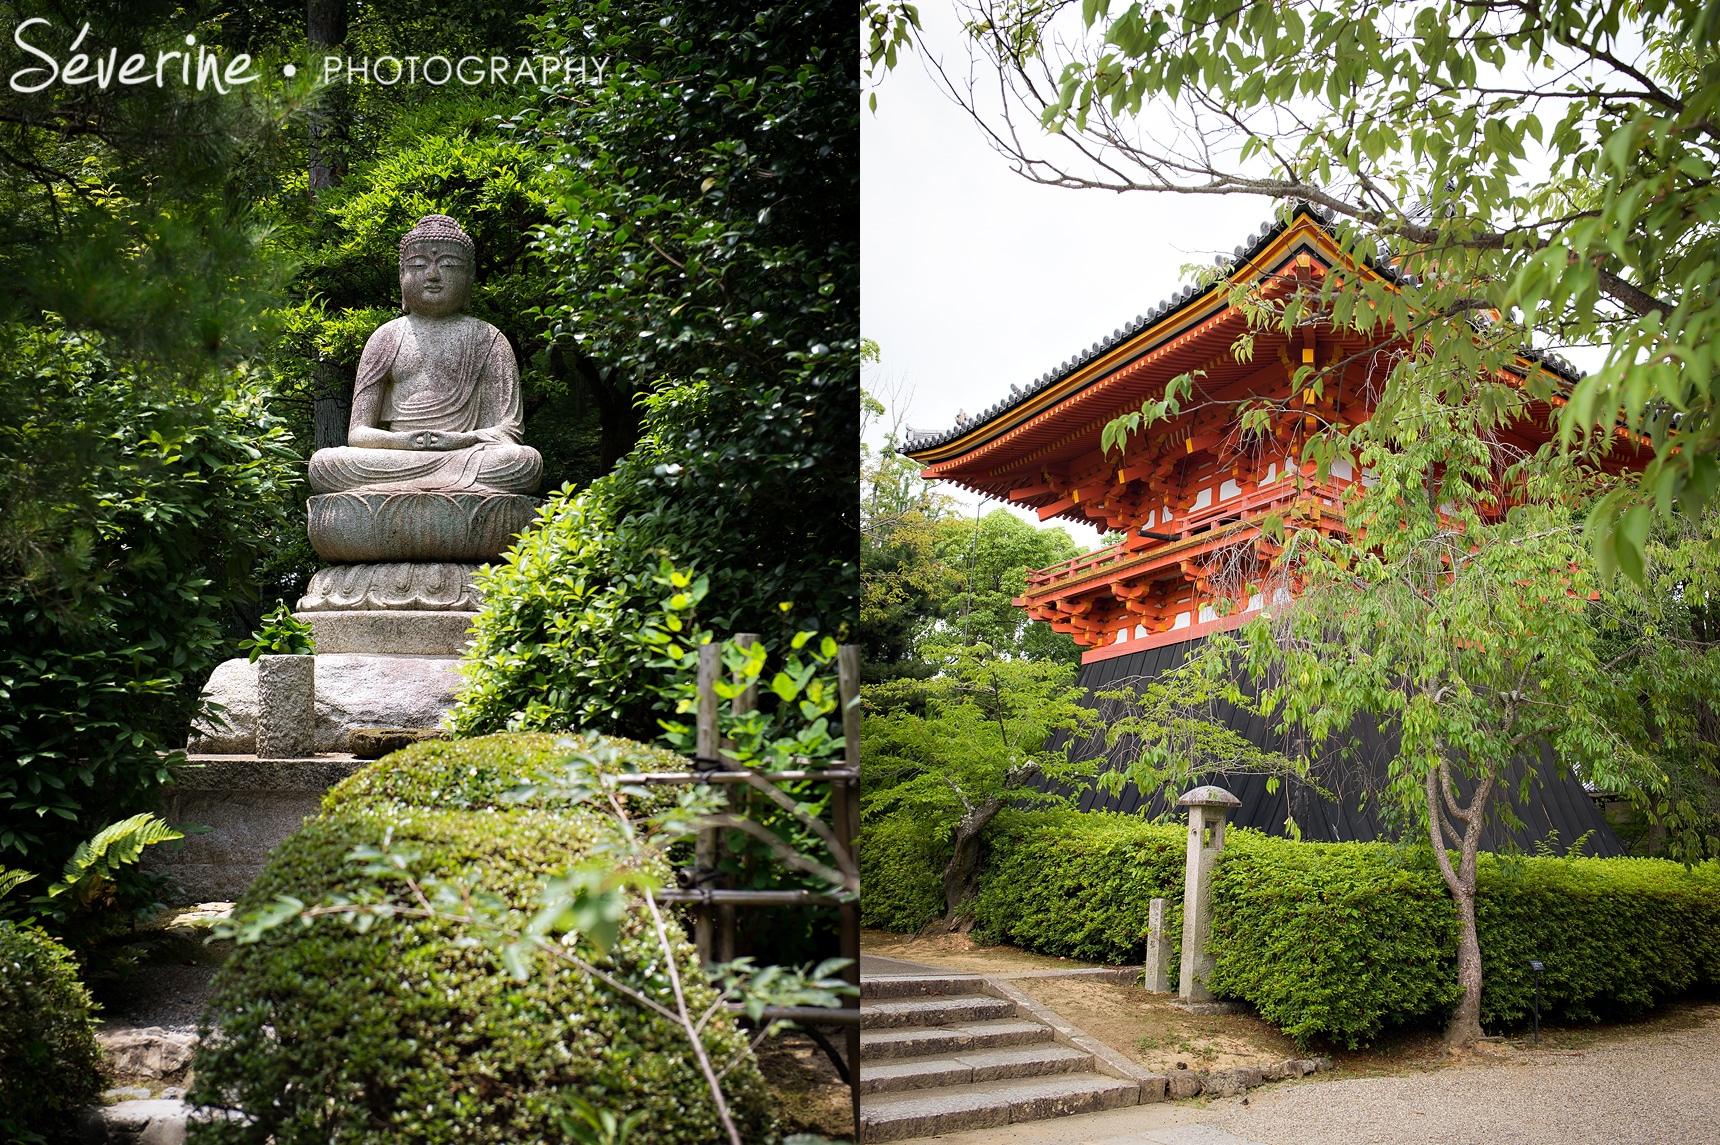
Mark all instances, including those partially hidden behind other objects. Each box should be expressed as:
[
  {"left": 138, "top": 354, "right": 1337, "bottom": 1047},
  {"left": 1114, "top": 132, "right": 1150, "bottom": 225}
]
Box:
[
  {"left": 836, "top": 644, "right": 862, "bottom": 1138},
  {"left": 719, "top": 632, "right": 761, "bottom": 964},
  {"left": 694, "top": 641, "right": 722, "bottom": 965}
]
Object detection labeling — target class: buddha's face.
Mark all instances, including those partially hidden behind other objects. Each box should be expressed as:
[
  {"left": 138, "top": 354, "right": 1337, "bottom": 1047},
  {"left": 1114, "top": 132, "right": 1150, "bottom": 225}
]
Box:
[{"left": 400, "top": 241, "right": 473, "bottom": 318}]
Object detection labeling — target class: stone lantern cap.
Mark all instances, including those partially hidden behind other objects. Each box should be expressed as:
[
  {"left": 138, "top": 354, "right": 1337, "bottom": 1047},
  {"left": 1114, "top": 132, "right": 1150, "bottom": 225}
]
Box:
[{"left": 1177, "top": 785, "right": 1242, "bottom": 809}]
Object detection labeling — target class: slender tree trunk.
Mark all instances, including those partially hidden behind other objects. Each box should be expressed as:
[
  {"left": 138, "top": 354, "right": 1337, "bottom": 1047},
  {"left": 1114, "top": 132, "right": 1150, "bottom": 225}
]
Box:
[
  {"left": 311, "top": 358, "right": 352, "bottom": 450},
  {"left": 1448, "top": 885, "right": 1484, "bottom": 1041},
  {"left": 940, "top": 761, "right": 1040, "bottom": 927},
  {"left": 941, "top": 796, "right": 1003, "bottom": 926},
  {"left": 1425, "top": 761, "right": 1492, "bottom": 1049},
  {"left": 307, "top": 0, "right": 349, "bottom": 197}
]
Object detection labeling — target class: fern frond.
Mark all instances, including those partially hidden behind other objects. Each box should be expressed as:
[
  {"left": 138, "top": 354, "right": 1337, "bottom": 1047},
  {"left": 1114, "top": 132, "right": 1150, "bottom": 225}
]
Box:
[{"left": 47, "top": 813, "right": 184, "bottom": 899}]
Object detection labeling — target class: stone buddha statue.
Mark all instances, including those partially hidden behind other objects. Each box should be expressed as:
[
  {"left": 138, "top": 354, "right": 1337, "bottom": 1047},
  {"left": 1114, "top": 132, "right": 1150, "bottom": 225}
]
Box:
[
  {"left": 308, "top": 214, "right": 541, "bottom": 497},
  {"left": 300, "top": 215, "right": 542, "bottom": 569},
  {"left": 190, "top": 214, "right": 541, "bottom": 764},
  {"left": 292, "top": 213, "right": 543, "bottom": 650}
]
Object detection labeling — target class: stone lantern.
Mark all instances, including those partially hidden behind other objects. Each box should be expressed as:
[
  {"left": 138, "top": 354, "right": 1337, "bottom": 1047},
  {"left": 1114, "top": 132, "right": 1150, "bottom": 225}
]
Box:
[{"left": 1177, "top": 784, "right": 1241, "bottom": 1003}]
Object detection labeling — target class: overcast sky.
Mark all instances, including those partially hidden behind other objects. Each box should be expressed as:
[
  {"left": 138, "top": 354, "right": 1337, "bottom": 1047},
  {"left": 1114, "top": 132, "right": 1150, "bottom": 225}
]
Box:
[{"left": 859, "top": 5, "right": 1271, "bottom": 547}]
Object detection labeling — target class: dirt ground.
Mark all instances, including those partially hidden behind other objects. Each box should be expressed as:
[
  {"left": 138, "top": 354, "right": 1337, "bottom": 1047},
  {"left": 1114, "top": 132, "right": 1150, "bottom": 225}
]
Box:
[
  {"left": 861, "top": 928, "right": 1106, "bottom": 974},
  {"left": 1021, "top": 978, "right": 1306, "bottom": 1074},
  {"left": 752, "top": 1029, "right": 854, "bottom": 1141}
]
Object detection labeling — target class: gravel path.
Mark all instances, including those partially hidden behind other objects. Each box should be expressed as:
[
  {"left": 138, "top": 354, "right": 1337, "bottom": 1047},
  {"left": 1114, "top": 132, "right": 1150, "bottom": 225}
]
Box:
[
  {"left": 904, "top": 1006, "right": 1720, "bottom": 1145},
  {"left": 98, "top": 965, "right": 217, "bottom": 1030}
]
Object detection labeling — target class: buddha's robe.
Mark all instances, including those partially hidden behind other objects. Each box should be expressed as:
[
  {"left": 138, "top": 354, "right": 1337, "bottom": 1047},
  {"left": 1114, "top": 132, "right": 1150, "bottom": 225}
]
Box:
[{"left": 308, "top": 314, "right": 542, "bottom": 495}]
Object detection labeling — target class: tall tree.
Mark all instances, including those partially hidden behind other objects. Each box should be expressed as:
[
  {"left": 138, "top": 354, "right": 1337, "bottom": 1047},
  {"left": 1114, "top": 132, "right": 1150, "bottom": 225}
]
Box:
[
  {"left": 1589, "top": 509, "right": 1720, "bottom": 863},
  {"left": 862, "top": 645, "right": 1102, "bottom": 925},
  {"left": 1138, "top": 391, "right": 1652, "bottom": 1046},
  {"left": 861, "top": 385, "right": 1085, "bottom": 677},
  {"left": 900, "top": 0, "right": 1720, "bottom": 578},
  {"left": 515, "top": 0, "right": 859, "bottom": 635},
  {"left": 305, "top": 0, "right": 349, "bottom": 197}
]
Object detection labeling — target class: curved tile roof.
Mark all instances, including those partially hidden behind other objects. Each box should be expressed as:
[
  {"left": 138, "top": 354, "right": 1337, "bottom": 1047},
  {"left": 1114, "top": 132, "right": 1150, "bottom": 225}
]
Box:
[{"left": 904, "top": 203, "right": 1582, "bottom": 453}]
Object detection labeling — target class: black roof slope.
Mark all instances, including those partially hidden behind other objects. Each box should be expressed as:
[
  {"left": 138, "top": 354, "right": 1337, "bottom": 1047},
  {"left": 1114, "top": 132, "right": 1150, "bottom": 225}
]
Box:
[
  {"left": 906, "top": 203, "right": 1584, "bottom": 455},
  {"left": 1048, "top": 637, "right": 1625, "bottom": 856}
]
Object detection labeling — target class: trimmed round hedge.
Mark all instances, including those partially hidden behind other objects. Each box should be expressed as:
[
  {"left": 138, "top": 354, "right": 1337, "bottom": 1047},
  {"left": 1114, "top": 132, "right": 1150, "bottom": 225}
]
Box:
[
  {"left": 189, "top": 733, "right": 776, "bottom": 1144},
  {"left": 325, "top": 731, "right": 692, "bottom": 814},
  {"left": 0, "top": 921, "right": 104, "bottom": 1144}
]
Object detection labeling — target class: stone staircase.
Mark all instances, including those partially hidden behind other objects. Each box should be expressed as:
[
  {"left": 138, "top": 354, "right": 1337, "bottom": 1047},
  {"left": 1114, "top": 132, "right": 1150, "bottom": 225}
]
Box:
[{"left": 860, "top": 973, "right": 1156, "bottom": 1142}]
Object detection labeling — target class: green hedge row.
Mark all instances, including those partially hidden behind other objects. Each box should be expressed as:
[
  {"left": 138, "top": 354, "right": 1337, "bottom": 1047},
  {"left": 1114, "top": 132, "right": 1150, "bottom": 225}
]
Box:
[
  {"left": 190, "top": 733, "right": 777, "bottom": 1144},
  {"left": 857, "top": 814, "right": 952, "bottom": 935},
  {"left": 865, "top": 808, "right": 1720, "bottom": 1046}
]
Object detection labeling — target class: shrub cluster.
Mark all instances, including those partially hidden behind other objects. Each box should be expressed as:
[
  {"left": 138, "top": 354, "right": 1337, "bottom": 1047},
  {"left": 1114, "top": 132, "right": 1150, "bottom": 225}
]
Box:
[
  {"left": 0, "top": 323, "right": 298, "bottom": 864},
  {"left": 189, "top": 733, "right": 777, "bottom": 1144},
  {"left": 450, "top": 0, "right": 860, "bottom": 748},
  {"left": 857, "top": 813, "right": 953, "bottom": 935},
  {"left": 0, "top": 921, "right": 104, "bottom": 1144},
  {"left": 966, "top": 811, "right": 1186, "bottom": 965},
  {"left": 1210, "top": 837, "right": 1720, "bottom": 1045},
  {"left": 866, "top": 808, "right": 1720, "bottom": 1047},
  {"left": 1204, "top": 837, "right": 1463, "bottom": 1045},
  {"left": 326, "top": 731, "right": 690, "bottom": 814}
]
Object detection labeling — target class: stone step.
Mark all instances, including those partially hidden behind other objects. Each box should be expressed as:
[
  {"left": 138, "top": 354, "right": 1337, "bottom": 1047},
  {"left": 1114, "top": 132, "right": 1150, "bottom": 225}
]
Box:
[
  {"left": 860, "top": 1071, "right": 1141, "bottom": 1142},
  {"left": 860, "top": 1042, "right": 1094, "bottom": 1094},
  {"left": 860, "top": 974, "right": 986, "bottom": 1000},
  {"left": 861, "top": 1018, "right": 1052, "bottom": 1061},
  {"left": 861, "top": 993, "right": 1016, "bottom": 1029}
]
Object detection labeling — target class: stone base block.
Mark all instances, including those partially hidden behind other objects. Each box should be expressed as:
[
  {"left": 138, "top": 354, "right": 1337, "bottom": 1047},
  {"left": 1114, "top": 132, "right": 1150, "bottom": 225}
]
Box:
[
  {"left": 306, "top": 490, "right": 537, "bottom": 562},
  {"left": 145, "top": 756, "right": 366, "bottom": 901},
  {"left": 98, "top": 1027, "right": 199, "bottom": 1087},
  {"left": 298, "top": 561, "right": 482, "bottom": 612},
  {"left": 256, "top": 654, "right": 315, "bottom": 758},
  {"left": 189, "top": 653, "right": 464, "bottom": 754},
  {"left": 296, "top": 609, "right": 478, "bottom": 655}
]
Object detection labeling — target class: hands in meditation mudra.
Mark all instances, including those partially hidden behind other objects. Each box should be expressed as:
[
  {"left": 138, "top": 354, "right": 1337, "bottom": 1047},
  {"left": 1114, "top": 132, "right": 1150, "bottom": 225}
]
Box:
[{"left": 304, "top": 215, "right": 542, "bottom": 567}]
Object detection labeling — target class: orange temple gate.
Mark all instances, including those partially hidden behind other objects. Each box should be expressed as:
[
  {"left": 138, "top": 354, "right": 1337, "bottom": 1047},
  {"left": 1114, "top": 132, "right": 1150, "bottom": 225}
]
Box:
[{"left": 903, "top": 204, "right": 1629, "bottom": 850}]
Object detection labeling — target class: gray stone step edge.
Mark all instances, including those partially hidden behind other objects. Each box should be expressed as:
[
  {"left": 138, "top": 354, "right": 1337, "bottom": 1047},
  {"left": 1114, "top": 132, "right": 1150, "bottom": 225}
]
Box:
[
  {"left": 976, "top": 975, "right": 1168, "bottom": 1101},
  {"left": 861, "top": 973, "right": 986, "bottom": 1000},
  {"left": 860, "top": 966, "right": 1138, "bottom": 1000},
  {"left": 862, "top": 994, "right": 1018, "bottom": 1029}
]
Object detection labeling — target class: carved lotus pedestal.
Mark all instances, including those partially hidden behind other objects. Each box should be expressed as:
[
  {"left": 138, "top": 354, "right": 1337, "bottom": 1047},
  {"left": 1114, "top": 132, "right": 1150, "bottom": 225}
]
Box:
[
  {"left": 294, "top": 561, "right": 485, "bottom": 655},
  {"left": 295, "top": 491, "right": 535, "bottom": 656},
  {"left": 305, "top": 490, "right": 538, "bottom": 563}
]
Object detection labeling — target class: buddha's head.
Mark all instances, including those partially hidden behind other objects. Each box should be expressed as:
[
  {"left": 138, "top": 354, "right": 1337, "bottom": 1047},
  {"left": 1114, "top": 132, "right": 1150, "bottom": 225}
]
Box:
[{"left": 399, "top": 214, "right": 475, "bottom": 318}]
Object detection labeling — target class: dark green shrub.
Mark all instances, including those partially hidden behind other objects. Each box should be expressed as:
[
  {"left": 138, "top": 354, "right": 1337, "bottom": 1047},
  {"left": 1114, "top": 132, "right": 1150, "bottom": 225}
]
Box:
[
  {"left": 446, "top": 0, "right": 860, "bottom": 744},
  {"left": 326, "top": 731, "right": 690, "bottom": 814},
  {"left": 858, "top": 814, "right": 952, "bottom": 934},
  {"left": 189, "top": 802, "right": 776, "bottom": 1143},
  {"left": 967, "top": 810, "right": 1185, "bottom": 965},
  {"left": 446, "top": 0, "right": 863, "bottom": 740},
  {"left": 0, "top": 921, "right": 104, "bottom": 1143},
  {"left": 0, "top": 324, "right": 299, "bottom": 866}
]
